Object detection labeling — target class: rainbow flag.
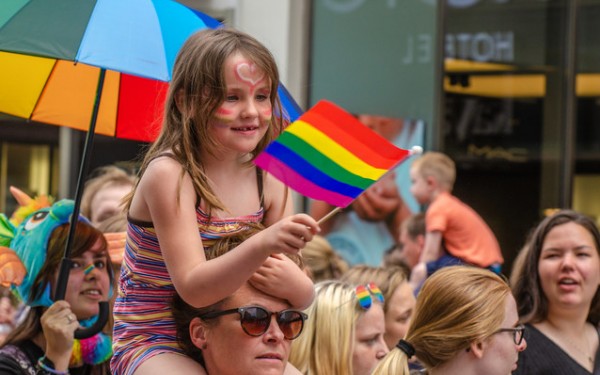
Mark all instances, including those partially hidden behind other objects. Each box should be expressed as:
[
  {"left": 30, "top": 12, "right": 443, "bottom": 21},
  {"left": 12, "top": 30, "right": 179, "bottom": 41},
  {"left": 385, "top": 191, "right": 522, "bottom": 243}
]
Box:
[{"left": 254, "top": 100, "right": 411, "bottom": 207}]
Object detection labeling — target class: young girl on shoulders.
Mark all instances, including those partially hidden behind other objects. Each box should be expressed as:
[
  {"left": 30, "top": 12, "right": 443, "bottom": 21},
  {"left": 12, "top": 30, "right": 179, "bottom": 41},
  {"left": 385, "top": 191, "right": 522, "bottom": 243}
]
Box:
[{"left": 111, "top": 28, "right": 319, "bottom": 375}]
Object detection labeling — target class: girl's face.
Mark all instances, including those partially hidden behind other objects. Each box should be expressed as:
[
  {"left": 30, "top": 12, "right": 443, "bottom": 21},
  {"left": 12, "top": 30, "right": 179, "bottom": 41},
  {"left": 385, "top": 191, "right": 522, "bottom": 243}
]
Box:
[
  {"left": 383, "top": 281, "right": 415, "bottom": 349},
  {"left": 208, "top": 52, "right": 272, "bottom": 156},
  {"left": 538, "top": 221, "right": 600, "bottom": 313},
  {"left": 352, "top": 303, "right": 389, "bottom": 375},
  {"left": 61, "top": 239, "right": 111, "bottom": 320}
]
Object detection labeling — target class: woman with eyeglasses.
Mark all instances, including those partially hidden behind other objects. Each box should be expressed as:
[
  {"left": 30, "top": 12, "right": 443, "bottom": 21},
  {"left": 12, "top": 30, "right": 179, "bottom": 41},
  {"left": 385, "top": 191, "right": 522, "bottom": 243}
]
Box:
[
  {"left": 288, "top": 280, "right": 389, "bottom": 375},
  {"left": 372, "top": 266, "right": 527, "bottom": 375},
  {"left": 511, "top": 210, "right": 600, "bottom": 375}
]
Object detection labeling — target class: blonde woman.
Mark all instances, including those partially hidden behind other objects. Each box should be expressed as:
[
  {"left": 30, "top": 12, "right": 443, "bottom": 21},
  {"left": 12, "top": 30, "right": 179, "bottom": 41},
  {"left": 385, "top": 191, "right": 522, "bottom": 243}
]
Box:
[
  {"left": 289, "top": 280, "right": 388, "bottom": 375},
  {"left": 81, "top": 165, "right": 137, "bottom": 226},
  {"left": 302, "top": 235, "right": 349, "bottom": 282},
  {"left": 342, "top": 265, "right": 415, "bottom": 349},
  {"left": 373, "top": 266, "right": 527, "bottom": 375}
]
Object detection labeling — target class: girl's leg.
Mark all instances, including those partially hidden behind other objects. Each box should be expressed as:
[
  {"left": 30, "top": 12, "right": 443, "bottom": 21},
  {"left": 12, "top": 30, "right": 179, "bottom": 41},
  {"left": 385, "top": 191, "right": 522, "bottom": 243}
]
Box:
[{"left": 133, "top": 353, "right": 207, "bottom": 375}]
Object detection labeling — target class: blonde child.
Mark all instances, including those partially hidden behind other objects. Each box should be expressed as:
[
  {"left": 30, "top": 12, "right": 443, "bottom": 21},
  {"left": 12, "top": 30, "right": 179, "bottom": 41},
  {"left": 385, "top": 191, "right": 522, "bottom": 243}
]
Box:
[
  {"left": 111, "top": 28, "right": 319, "bottom": 375},
  {"left": 301, "top": 235, "right": 349, "bottom": 282},
  {"left": 408, "top": 152, "right": 502, "bottom": 290}
]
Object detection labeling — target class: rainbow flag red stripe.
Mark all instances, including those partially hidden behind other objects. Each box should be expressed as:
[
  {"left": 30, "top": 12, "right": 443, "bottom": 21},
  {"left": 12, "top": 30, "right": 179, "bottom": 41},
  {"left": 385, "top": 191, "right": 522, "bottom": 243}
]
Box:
[{"left": 254, "top": 100, "right": 410, "bottom": 207}]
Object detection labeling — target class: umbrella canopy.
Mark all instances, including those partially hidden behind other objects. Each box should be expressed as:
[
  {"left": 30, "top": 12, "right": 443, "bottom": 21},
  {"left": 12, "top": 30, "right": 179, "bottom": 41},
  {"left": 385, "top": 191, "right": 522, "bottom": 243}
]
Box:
[
  {"left": 0, "top": 0, "right": 304, "bottom": 339},
  {"left": 0, "top": 0, "right": 301, "bottom": 142}
]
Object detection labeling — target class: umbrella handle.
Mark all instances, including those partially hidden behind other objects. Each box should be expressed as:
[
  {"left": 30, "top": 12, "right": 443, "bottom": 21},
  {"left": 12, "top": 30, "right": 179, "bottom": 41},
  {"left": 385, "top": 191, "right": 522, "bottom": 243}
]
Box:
[
  {"left": 53, "top": 69, "right": 109, "bottom": 340},
  {"left": 55, "top": 258, "right": 109, "bottom": 339},
  {"left": 75, "top": 301, "right": 109, "bottom": 340}
]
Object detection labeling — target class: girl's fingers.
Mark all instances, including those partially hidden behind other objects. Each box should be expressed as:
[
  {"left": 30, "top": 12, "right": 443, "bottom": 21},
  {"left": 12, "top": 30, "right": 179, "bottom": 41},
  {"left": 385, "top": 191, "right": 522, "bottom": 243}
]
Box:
[{"left": 291, "top": 214, "right": 320, "bottom": 233}]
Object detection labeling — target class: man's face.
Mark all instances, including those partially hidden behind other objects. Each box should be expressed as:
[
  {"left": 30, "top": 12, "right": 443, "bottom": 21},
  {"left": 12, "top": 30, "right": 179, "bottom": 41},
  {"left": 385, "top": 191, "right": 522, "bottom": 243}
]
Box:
[{"left": 398, "top": 226, "right": 423, "bottom": 269}]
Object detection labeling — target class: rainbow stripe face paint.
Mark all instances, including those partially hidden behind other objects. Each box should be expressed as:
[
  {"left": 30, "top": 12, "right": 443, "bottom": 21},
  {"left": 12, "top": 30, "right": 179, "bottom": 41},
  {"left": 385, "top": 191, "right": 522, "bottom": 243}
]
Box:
[{"left": 84, "top": 264, "right": 95, "bottom": 275}]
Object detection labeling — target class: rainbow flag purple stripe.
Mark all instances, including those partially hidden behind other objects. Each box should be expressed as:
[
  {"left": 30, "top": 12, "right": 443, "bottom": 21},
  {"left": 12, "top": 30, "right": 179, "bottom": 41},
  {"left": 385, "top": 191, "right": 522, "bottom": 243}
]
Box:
[{"left": 254, "top": 100, "right": 410, "bottom": 207}]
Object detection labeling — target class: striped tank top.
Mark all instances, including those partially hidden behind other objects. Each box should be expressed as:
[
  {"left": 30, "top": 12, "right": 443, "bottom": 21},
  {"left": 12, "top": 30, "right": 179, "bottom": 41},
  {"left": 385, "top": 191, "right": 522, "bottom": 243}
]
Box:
[{"left": 111, "top": 173, "right": 265, "bottom": 374}]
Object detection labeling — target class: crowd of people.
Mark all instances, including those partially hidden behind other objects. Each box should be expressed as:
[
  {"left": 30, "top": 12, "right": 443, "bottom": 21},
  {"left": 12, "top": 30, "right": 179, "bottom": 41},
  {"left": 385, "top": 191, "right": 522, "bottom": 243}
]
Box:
[{"left": 0, "top": 27, "right": 598, "bottom": 375}]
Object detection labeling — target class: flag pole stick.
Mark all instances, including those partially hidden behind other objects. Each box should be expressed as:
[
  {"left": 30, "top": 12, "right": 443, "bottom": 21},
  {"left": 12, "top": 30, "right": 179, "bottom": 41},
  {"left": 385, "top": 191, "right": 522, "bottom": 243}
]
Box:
[
  {"left": 315, "top": 145, "right": 423, "bottom": 226},
  {"left": 317, "top": 206, "right": 343, "bottom": 225}
]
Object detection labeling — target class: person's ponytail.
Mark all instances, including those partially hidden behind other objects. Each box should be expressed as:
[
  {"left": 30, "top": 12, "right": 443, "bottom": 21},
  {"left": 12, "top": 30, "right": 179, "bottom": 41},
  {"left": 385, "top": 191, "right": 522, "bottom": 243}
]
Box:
[{"left": 371, "top": 347, "right": 411, "bottom": 375}]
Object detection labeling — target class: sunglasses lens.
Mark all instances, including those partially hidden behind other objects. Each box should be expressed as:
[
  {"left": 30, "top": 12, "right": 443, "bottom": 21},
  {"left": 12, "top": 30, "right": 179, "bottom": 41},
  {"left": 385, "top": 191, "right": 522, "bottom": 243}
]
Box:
[
  {"left": 278, "top": 311, "right": 305, "bottom": 340},
  {"left": 240, "top": 307, "right": 270, "bottom": 336}
]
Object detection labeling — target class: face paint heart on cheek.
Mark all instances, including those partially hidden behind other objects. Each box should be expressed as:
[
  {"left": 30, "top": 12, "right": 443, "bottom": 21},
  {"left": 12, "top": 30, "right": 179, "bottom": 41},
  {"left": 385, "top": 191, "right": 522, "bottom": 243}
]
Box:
[{"left": 236, "top": 62, "right": 265, "bottom": 88}]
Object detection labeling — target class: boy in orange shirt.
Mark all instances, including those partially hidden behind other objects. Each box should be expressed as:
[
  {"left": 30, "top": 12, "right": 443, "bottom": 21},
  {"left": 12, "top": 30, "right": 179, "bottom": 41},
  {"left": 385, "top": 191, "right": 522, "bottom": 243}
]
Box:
[{"left": 408, "top": 152, "right": 503, "bottom": 291}]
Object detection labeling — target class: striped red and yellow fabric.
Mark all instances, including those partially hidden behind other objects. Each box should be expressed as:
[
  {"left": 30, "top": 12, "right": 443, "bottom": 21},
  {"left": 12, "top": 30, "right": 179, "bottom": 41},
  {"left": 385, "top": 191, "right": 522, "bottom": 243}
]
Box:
[
  {"left": 0, "top": 0, "right": 302, "bottom": 142},
  {"left": 254, "top": 100, "right": 410, "bottom": 207},
  {"left": 0, "top": 52, "right": 167, "bottom": 142}
]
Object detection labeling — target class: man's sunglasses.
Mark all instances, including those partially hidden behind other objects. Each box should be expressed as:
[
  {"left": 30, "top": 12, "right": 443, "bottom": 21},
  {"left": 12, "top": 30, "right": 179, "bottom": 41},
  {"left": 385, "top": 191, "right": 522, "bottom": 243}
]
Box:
[{"left": 199, "top": 305, "right": 308, "bottom": 340}]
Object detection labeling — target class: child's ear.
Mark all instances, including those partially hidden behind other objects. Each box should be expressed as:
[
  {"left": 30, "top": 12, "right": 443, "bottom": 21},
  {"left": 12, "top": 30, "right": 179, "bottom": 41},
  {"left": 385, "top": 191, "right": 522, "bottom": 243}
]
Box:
[
  {"left": 190, "top": 317, "right": 209, "bottom": 350},
  {"left": 425, "top": 175, "right": 437, "bottom": 189}
]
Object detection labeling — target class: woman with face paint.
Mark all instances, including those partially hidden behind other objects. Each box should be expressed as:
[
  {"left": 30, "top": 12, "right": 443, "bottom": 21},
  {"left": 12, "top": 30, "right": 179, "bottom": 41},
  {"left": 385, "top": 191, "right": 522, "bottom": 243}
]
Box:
[
  {"left": 0, "top": 219, "right": 113, "bottom": 375},
  {"left": 111, "top": 28, "right": 319, "bottom": 375}
]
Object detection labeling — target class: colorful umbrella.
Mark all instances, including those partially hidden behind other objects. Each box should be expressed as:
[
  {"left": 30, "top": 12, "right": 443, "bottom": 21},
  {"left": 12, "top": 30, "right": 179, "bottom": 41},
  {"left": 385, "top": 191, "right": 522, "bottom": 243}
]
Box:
[
  {"left": 0, "top": 0, "right": 303, "bottom": 338},
  {"left": 0, "top": 0, "right": 302, "bottom": 142}
]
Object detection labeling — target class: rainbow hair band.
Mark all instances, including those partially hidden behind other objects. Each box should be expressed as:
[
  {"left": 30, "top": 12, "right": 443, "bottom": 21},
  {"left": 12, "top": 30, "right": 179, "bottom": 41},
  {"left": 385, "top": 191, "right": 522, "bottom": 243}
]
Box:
[{"left": 355, "top": 282, "right": 385, "bottom": 309}]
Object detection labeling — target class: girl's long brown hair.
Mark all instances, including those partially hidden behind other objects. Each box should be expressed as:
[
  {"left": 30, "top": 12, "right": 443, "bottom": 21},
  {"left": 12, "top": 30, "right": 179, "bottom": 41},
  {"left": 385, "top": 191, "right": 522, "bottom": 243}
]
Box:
[{"left": 128, "top": 28, "right": 285, "bottom": 215}]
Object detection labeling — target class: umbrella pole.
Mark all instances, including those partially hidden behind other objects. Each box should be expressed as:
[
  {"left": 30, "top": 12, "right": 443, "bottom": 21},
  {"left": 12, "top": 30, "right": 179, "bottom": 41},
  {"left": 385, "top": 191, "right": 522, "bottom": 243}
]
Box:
[{"left": 54, "top": 68, "right": 109, "bottom": 339}]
